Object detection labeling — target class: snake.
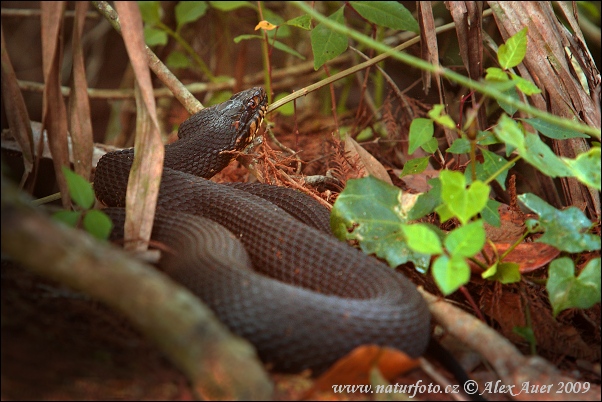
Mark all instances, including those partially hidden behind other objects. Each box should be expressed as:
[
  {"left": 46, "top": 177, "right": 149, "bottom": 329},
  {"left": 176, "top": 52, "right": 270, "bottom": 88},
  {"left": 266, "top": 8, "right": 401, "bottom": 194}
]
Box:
[{"left": 94, "top": 87, "right": 431, "bottom": 374}]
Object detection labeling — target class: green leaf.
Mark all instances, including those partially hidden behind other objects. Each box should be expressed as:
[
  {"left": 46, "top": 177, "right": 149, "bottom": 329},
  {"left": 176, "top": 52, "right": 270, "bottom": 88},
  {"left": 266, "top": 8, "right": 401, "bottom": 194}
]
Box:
[
  {"left": 497, "top": 85, "right": 519, "bottom": 116},
  {"left": 83, "top": 210, "right": 114, "bottom": 241},
  {"left": 485, "top": 67, "right": 509, "bottom": 82},
  {"left": 209, "top": 1, "right": 253, "bottom": 11},
  {"left": 445, "top": 220, "right": 485, "bottom": 258},
  {"left": 432, "top": 255, "right": 470, "bottom": 295},
  {"left": 439, "top": 170, "right": 489, "bottom": 225},
  {"left": 350, "top": 1, "right": 419, "bottom": 33},
  {"left": 400, "top": 157, "right": 429, "bottom": 177},
  {"left": 408, "top": 178, "right": 441, "bottom": 220},
  {"left": 311, "top": 6, "right": 347, "bottom": 70},
  {"left": 271, "top": 38, "right": 306, "bottom": 60},
  {"left": 482, "top": 262, "right": 521, "bottom": 284},
  {"left": 53, "top": 210, "right": 82, "bottom": 228},
  {"left": 408, "top": 118, "right": 433, "bottom": 154},
  {"left": 475, "top": 148, "right": 514, "bottom": 189},
  {"left": 522, "top": 118, "right": 589, "bottom": 140},
  {"left": 166, "top": 50, "right": 191, "bottom": 69},
  {"left": 331, "top": 176, "right": 430, "bottom": 270},
  {"left": 562, "top": 147, "right": 601, "bottom": 190},
  {"left": 421, "top": 137, "right": 439, "bottom": 154},
  {"left": 233, "top": 34, "right": 261, "bottom": 43},
  {"left": 481, "top": 199, "right": 502, "bottom": 227},
  {"left": 62, "top": 167, "right": 95, "bottom": 210},
  {"left": 175, "top": 1, "right": 208, "bottom": 31},
  {"left": 447, "top": 138, "right": 470, "bottom": 154},
  {"left": 547, "top": 257, "right": 601, "bottom": 317},
  {"left": 286, "top": 14, "right": 312, "bottom": 30},
  {"left": 144, "top": 26, "right": 168, "bottom": 47},
  {"left": 402, "top": 223, "right": 443, "bottom": 255},
  {"left": 518, "top": 193, "right": 600, "bottom": 253},
  {"left": 427, "top": 104, "right": 456, "bottom": 129},
  {"left": 494, "top": 115, "right": 572, "bottom": 178},
  {"left": 510, "top": 73, "right": 541, "bottom": 95},
  {"left": 498, "top": 27, "right": 528, "bottom": 69},
  {"left": 138, "top": 1, "right": 162, "bottom": 25}
]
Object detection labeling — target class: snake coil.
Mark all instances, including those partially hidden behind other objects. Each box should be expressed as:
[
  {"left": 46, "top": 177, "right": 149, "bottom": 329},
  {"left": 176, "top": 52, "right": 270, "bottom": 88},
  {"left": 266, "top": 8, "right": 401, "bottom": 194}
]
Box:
[{"left": 94, "top": 87, "right": 431, "bottom": 373}]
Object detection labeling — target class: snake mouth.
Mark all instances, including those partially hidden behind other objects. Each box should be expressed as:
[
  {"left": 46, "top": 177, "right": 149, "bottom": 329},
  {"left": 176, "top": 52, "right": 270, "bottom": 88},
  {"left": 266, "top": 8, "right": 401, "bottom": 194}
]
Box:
[{"left": 233, "top": 87, "right": 268, "bottom": 149}]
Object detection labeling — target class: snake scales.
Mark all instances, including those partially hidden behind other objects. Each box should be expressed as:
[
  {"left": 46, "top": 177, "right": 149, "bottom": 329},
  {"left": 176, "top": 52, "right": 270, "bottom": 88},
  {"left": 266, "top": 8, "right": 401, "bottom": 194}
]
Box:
[{"left": 94, "top": 87, "right": 431, "bottom": 373}]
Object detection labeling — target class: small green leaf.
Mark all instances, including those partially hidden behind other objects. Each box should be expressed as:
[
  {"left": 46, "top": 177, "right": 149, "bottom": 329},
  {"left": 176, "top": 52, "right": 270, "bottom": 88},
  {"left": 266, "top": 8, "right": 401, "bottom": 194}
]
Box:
[
  {"left": 510, "top": 73, "right": 541, "bottom": 95},
  {"left": 271, "top": 39, "right": 306, "bottom": 60},
  {"left": 402, "top": 223, "right": 443, "bottom": 255},
  {"left": 485, "top": 67, "right": 509, "bottom": 82},
  {"left": 421, "top": 137, "right": 439, "bottom": 154},
  {"left": 311, "top": 6, "right": 347, "bottom": 70},
  {"left": 350, "top": 1, "right": 419, "bottom": 33},
  {"left": 53, "top": 210, "right": 82, "bottom": 227},
  {"left": 209, "top": 1, "right": 253, "bottom": 11},
  {"left": 428, "top": 104, "right": 456, "bottom": 129},
  {"left": 497, "top": 85, "right": 520, "bottom": 116},
  {"left": 498, "top": 27, "right": 528, "bottom": 69},
  {"left": 144, "top": 26, "right": 168, "bottom": 47},
  {"left": 522, "top": 118, "right": 589, "bottom": 140},
  {"left": 400, "top": 157, "right": 429, "bottom": 177},
  {"left": 547, "top": 257, "right": 601, "bottom": 317},
  {"left": 445, "top": 220, "right": 485, "bottom": 258},
  {"left": 482, "top": 262, "right": 521, "bottom": 284},
  {"left": 233, "top": 34, "right": 262, "bottom": 43},
  {"left": 518, "top": 193, "right": 600, "bottom": 253},
  {"left": 475, "top": 148, "right": 514, "bottom": 189},
  {"left": 286, "top": 14, "right": 312, "bottom": 30},
  {"left": 62, "top": 167, "right": 95, "bottom": 210},
  {"left": 447, "top": 138, "right": 470, "bottom": 154},
  {"left": 138, "top": 1, "right": 162, "bottom": 25},
  {"left": 562, "top": 147, "right": 601, "bottom": 190},
  {"left": 83, "top": 209, "right": 114, "bottom": 241},
  {"left": 432, "top": 254, "right": 471, "bottom": 295},
  {"left": 408, "top": 118, "right": 433, "bottom": 154},
  {"left": 331, "top": 176, "right": 430, "bottom": 270},
  {"left": 440, "top": 170, "right": 489, "bottom": 225},
  {"left": 166, "top": 50, "right": 191, "bottom": 69},
  {"left": 408, "top": 178, "right": 441, "bottom": 220},
  {"left": 175, "top": 1, "right": 208, "bottom": 31}
]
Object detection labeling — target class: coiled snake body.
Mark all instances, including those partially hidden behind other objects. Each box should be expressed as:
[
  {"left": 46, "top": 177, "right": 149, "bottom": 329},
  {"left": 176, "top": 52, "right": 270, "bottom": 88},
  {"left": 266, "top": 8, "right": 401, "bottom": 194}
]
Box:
[{"left": 94, "top": 87, "right": 431, "bottom": 373}]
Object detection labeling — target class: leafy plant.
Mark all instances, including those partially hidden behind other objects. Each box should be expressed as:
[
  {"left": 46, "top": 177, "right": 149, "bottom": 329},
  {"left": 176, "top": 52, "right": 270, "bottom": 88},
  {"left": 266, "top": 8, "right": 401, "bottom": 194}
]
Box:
[{"left": 53, "top": 167, "right": 113, "bottom": 241}]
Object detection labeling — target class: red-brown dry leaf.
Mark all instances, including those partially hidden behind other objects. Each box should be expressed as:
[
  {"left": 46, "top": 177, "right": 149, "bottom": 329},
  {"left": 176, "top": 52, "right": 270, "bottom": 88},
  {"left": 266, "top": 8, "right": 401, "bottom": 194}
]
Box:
[
  {"left": 483, "top": 203, "right": 526, "bottom": 243},
  {"left": 305, "top": 345, "right": 419, "bottom": 398},
  {"left": 471, "top": 242, "right": 560, "bottom": 274}
]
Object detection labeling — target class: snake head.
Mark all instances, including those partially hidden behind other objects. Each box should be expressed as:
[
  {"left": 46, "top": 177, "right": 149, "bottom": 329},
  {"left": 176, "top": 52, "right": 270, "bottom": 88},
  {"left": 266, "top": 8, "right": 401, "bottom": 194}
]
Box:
[{"left": 218, "top": 86, "right": 268, "bottom": 150}]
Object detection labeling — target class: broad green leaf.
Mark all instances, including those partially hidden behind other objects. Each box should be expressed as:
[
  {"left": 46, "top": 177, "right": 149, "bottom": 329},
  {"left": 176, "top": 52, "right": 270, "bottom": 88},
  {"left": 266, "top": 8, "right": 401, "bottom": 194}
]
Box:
[
  {"left": 498, "top": 27, "right": 528, "bottom": 69},
  {"left": 447, "top": 138, "right": 470, "bottom": 154},
  {"left": 62, "top": 167, "right": 94, "bottom": 210},
  {"left": 445, "top": 220, "right": 485, "bottom": 258},
  {"left": 138, "top": 1, "right": 162, "bottom": 24},
  {"left": 400, "top": 157, "right": 429, "bottom": 177},
  {"left": 547, "top": 257, "right": 601, "bottom": 316},
  {"left": 83, "top": 210, "right": 114, "bottom": 241},
  {"left": 562, "top": 147, "right": 601, "bottom": 190},
  {"left": 53, "top": 210, "right": 82, "bottom": 227},
  {"left": 481, "top": 199, "right": 501, "bottom": 227},
  {"left": 497, "top": 85, "right": 519, "bottom": 116},
  {"left": 209, "top": 1, "right": 253, "bottom": 11},
  {"left": 408, "top": 118, "right": 433, "bottom": 154},
  {"left": 522, "top": 118, "right": 589, "bottom": 140},
  {"left": 166, "top": 50, "right": 191, "bottom": 69},
  {"left": 350, "top": 1, "right": 419, "bottom": 33},
  {"left": 175, "top": 1, "right": 208, "bottom": 31},
  {"left": 518, "top": 193, "right": 600, "bottom": 253},
  {"left": 144, "top": 26, "right": 168, "bottom": 47},
  {"left": 402, "top": 223, "right": 443, "bottom": 255},
  {"left": 286, "top": 14, "right": 312, "bottom": 30},
  {"left": 432, "top": 254, "right": 470, "bottom": 295},
  {"left": 482, "top": 261, "right": 521, "bottom": 284},
  {"left": 311, "top": 6, "right": 347, "bottom": 70},
  {"left": 331, "top": 176, "right": 430, "bottom": 270},
  {"left": 485, "top": 67, "right": 509, "bottom": 82},
  {"left": 421, "top": 137, "right": 439, "bottom": 154},
  {"left": 440, "top": 170, "right": 489, "bottom": 225}
]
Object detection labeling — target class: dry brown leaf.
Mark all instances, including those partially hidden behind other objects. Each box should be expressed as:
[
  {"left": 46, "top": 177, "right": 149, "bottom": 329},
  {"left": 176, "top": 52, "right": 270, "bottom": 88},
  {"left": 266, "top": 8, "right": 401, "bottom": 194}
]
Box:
[
  {"left": 471, "top": 242, "right": 560, "bottom": 274},
  {"left": 344, "top": 135, "right": 392, "bottom": 184}
]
